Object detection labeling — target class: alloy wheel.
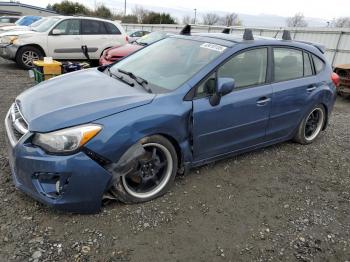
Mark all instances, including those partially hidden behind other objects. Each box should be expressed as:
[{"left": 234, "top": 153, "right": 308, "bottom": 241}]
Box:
[
  {"left": 304, "top": 108, "right": 324, "bottom": 141},
  {"left": 22, "top": 51, "right": 39, "bottom": 67}
]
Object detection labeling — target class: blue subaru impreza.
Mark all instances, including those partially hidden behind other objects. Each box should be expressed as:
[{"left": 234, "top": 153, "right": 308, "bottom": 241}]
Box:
[{"left": 5, "top": 29, "right": 338, "bottom": 213}]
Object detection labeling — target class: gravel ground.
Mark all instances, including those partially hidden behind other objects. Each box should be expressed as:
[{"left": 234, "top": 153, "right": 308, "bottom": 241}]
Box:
[{"left": 0, "top": 57, "right": 350, "bottom": 262}]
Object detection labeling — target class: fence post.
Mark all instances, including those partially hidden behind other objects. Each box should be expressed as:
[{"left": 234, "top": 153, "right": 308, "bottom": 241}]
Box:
[{"left": 332, "top": 31, "right": 344, "bottom": 66}]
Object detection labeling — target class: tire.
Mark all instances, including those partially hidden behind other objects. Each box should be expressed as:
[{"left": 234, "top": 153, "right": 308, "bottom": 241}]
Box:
[
  {"left": 110, "top": 135, "right": 178, "bottom": 204},
  {"left": 293, "top": 104, "right": 326, "bottom": 145},
  {"left": 15, "top": 46, "right": 44, "bottom": 69}
]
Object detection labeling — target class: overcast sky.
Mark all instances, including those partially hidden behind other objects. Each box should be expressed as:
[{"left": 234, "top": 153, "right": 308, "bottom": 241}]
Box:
[{"left": 16, "top": 0, "right": 350, "bottom": 20}]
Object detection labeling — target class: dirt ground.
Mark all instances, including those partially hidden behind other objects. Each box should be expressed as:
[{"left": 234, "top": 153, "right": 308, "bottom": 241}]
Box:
[{"left": 0, "top": 57, "right": 350, "bottom": 262}]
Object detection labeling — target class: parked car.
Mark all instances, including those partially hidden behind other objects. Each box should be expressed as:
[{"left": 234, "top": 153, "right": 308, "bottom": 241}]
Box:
[
  {"left": 0, "top": 16, "right": 128, "bottom": 69},
  {"left": 128, "top": 30, "right": 150, "bottom": 42},
  {"left": 100, "top": 31, "right": 172, "bottom": 65},
  {"left": 0, "top": 16, "right": 42, "bottom": 32},
  {"left": 5, "top": 29, "right": 338, "bottom": 213},
  {"left": 0, "top": 16, "right": 20, "bottom": 26}
]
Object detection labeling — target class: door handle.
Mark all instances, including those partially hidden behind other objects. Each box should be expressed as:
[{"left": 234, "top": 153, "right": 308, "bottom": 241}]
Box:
[
  {"left": 256, "top": 97, "right": 271, "bottom": 106},
  {"left": 307, "top": 86, "right": 317, "bottom": 92}
]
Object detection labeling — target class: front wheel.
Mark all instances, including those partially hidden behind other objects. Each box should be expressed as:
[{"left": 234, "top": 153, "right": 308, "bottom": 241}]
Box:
[
  {"left": 111, "top": 135, "right": 178, "bottom": 203},
  {"left": 15, "top": 46, "right": 43, "bottom": 69},
  {"left": 294, "top": 105, "right": 326, "bottom": 144}
]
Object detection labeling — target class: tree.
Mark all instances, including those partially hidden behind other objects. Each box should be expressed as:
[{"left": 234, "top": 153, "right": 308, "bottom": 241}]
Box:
[
  {"left": 51, "top": 0, "right": 90, "bottom": 15},
  {"left": 122, "top": 15, "right": 138, "bottom": 23},
  {"left": 286, "top": 13, "right": 308, "bottom": 27},
  {"left": 220, "top": 13, "right": 241, "bottom": 26},
  {"left": 93, "top": 4, "right": 112, "bottom": 19},
  {"left": 143, "top": 12, "right": 176, "bottom": 24},
  {"left": 182, "top": 15, "right": 194, "bottom": 25},
  {"left": 202, "top": 13, "right": 220, "bottom": 25},
  {"left": 332, "top": 17, "right": 350, "bottom": 28},
  {"left": 132, "top": 5, "right": 149, "bottom": 23}
]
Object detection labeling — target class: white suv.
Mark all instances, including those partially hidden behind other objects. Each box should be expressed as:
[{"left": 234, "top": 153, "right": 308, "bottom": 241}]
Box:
[{"left": 0, "top": 16, "right": 128, "bottom": 69}]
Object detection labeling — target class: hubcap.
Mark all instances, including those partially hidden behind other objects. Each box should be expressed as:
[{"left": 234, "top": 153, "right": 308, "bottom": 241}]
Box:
[
  {"left": 304, "top": 108, "right": 324, "bottom": 141},
  {"left": 122, "top": 143, "right": 173, "bottom": 199},
  {"left": 22, "top": 51, "right": 39, "bottom": 67}
]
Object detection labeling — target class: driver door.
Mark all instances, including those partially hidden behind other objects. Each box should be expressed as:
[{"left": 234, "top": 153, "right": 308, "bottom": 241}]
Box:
[
  {"left": 47, "top": 19, "right": 84, "bottom": 59},
  {"left": 192, "top": 47, "right": 272, "bottom": 161}
]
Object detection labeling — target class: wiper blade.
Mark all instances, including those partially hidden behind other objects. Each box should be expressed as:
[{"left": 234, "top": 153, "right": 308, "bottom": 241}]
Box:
[
  {"left": 107, "top": 68, "right": 134, "bottom": 87},
  {"left": 117, "top": 69, "right": 152, "bottom": 93}
]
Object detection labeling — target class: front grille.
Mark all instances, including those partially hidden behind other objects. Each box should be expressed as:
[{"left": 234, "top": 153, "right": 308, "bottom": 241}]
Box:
[{"left": 5, "top": 103, "right": 29, "bottom": 146}]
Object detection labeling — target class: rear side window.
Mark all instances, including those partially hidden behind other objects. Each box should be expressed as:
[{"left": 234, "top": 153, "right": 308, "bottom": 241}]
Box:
[
  {"left": 82, "top": 20, "right": 107, "bottom": 35},
  {"left": 303, "top": 52, "right": 313, "bottom": 76},
  {"left": 105, "top": 22, "right": 121, "bottom": 34},
  {"left": 274, "top": 48, "right": 303, "bottom": 82},
  {"left": 218, "top": 48, "right": 268, "bottom": 88},
  {"left": 312, "top": 55, "right": 325, "bottom": 74}
]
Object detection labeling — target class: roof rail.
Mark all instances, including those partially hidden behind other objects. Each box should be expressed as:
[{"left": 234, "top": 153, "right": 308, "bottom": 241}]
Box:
[
  {"left": 243, "top": 29, "right": 254, "bottom": 40},
  {"left": 222, "top": 28, "right": 231, "bottom": 34},
  {"left": 180, "top": 24, "right": 191, "bottom": 35},
  {"left": 282, "top": 30, "right": 292, "bottom": 40}
]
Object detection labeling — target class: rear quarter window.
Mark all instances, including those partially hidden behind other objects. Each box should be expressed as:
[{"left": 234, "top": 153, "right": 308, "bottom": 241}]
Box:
[
  {"left": 273, "top": 48, "right": 304, "bottom": 82},
  {"left": 312, "top": 55, "right": 325, "bottom": 74},
  {"left": 105, "top": 22, "right": 121, "bottom": 35},
  {"left": 82, "top": 20, "right": 107, "bottom": 35}
]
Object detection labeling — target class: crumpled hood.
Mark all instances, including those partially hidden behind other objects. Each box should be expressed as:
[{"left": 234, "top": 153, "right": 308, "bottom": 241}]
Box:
[
  {"left": 0, "top": 25, "right": 29, "bottom": 32},
  {"left": 16, "top": 68, "right": 155, "bottom": 132},
  {"left": 0, "top": 29, "right": 38, "bottom": 37}
]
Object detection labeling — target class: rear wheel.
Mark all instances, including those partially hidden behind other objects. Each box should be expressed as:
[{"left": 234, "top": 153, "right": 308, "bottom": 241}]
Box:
[
  {"left": 111, "top": 135, "right": 178, "bottom": 203},
  {"left": 294, "top": 104, "right": 326, "bottom": 144},
  {"left": 16, "top": 46, "right": 43, "bottom": 69}
]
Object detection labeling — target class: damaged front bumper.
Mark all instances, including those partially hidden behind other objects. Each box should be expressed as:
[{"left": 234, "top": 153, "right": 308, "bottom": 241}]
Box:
[
  {"left": 6, "top": 135, "right": 113, "bottom": 213},
  {"left": 0, "top": 44, "right": 18, "bottom": 60}
]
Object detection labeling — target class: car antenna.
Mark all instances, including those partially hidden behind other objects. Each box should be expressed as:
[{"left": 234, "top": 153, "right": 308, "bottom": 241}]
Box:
[
  {"left": 282, "top": 30, "right": 292, "bottom": 40},
  {"left": 222, "top": 28, "right": 231, "bottom": 34},
  {"left": 243, "top": 28, "right": 254, "bottom": 40},
  {"left": 180, "top": 24, "right": 191, "bottom": 35}
]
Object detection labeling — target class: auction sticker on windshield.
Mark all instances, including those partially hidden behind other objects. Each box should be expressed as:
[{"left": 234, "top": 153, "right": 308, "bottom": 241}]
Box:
[{"left": 200, "top": 43, "right": 227, "bottom": 52}]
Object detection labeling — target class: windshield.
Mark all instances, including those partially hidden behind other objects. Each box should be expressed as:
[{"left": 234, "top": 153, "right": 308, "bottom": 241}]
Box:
[
  {"left": 110, "top": 37, "right": 225, "bottom": 92},
  {"left": 15, "top": 16, "right": 41, "bottom": 26},
  {"left": 136, "top": 31, "right": 168, "bottom": 45},
  {"left": 32, "top": 17, "right": 60, "bottom": 32},
  {"left": 30, "top": 18, "right": 47, "bottom": 28}
]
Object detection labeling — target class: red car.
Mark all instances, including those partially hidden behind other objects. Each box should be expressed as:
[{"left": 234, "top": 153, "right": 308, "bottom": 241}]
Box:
[{"left": 99, "top": 31, "right": 171, "bottom": 66}]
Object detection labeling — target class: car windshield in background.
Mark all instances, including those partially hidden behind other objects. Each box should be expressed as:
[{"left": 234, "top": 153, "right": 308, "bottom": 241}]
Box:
[
  {"left": 136, "top": 31, "right": 168, "bottom": 45},
  {"left": 110, "top": 37, "right": 225, "bottom": 92},
  {"left": 15, "top": 16, "right": 41, "bottom": 26},
  {"left": 32, "top": 17, "right": 60, "bottom": 32}
]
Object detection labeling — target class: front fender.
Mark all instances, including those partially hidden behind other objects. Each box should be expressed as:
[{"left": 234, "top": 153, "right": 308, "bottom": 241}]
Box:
[{"left": 86, "top": 95, "right": 193, "bottom": 166}]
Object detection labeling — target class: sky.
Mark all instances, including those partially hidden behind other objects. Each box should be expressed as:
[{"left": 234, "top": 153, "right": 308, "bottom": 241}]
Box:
[{"left": 10, "top": 0, "right": 350, "bottom": 20}]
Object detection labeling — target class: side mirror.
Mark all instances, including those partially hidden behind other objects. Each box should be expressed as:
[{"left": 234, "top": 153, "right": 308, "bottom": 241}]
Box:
[
  {"left": 52, "top": 29, "right": 62, "bottom": 35},
  {"left": 209, "top": 77, "right": 235, "bottom": 106}
]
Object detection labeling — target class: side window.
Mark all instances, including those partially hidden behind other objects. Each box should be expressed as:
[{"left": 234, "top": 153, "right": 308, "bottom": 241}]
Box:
[
  {"left": 303, "top": 52, "right": 313, "bottom": 76},
  {"left": 273, "top": 48, "right": 303, "bottom": 82},
  {"left": 53, "top": 19, "right": 80, "bottom": 35},
  {"left": 218, "top": 48, "right": 268, "bottom": 88},
  {"left": 82, "top": 20, "right": 107, "bottom": 35},
  {"left": 105, "top": 22, "right": 121, "bottom": 34},
  {"left": 312, "top": 55, "right": 325, "bottom": 74}
]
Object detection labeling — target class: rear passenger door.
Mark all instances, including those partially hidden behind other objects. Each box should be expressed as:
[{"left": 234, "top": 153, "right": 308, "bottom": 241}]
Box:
[{"left": 266, "top": 47, "right": 317, "bottom": 140}]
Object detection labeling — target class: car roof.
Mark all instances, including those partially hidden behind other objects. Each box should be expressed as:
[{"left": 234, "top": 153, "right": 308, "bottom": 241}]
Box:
[{"left": 62, "top": 16, "right": 118, "bottom": 23}]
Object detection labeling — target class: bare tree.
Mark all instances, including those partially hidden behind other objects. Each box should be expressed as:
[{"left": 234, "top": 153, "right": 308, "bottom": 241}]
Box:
[
  {"left": 202, "top": 12, "right": 220, "bottom": 25},
  {"left": 220, "top": 13, "right": 241, "bottom": 26},
  {"left": 286, "top": 13, "right": 308, "bottom": 27},
  {"left": 182, "top": 15, "right": 193, "bottom": 25},
  {"left": 332, "top": 17, "right": 350, "bottom": 28},
  {"left": 132, "top": 5, "right": 149, "bottom": 23}
]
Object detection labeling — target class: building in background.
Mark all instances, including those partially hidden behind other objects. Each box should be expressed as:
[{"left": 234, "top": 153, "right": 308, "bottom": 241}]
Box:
[{"left": 0, "top": 1, "right": 57, "bottom": 16}]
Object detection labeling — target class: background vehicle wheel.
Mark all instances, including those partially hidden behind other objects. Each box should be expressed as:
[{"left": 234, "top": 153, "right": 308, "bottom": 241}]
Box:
[
  {"left": 111, "top": 135, "right": 178, "bottom": 203},
  {"left": 16, "top": 46, "right": 43, "bottom": 69},
  {"left": 293, "top": 104, "right": 326, "bottom": 145}
]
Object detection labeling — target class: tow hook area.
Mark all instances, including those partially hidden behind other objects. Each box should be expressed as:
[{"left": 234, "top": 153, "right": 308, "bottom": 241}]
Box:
[{"left": 103, "top": 142, "right": 147, "bottom": 201}]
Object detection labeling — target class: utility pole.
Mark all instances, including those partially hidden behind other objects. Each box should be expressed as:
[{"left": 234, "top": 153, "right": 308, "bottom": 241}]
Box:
[
  {"left": 124, "top": 0, "right": 126, "bottom": 16},
  {"left": 193, "top": 8, "right": 197, "bottom": 24}
]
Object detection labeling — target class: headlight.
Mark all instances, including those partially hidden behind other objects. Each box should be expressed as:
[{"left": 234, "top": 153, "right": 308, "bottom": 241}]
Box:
[
  {"left": 1, "top": 35, "right": 18, "bottom": 44},
  {"left": 32, "top": 124, "right": 102, "bottom": 154}
]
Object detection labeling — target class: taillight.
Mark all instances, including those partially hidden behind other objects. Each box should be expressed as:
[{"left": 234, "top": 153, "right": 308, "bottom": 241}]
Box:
[
  {"left": 331, "top": 72, "right": 340, "bottom": 87},
  {"left": 125, "top": 35, "right": 129, "bottom": 42}
]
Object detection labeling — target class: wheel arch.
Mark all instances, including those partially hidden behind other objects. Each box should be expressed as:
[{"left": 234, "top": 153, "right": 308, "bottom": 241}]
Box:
[{"left": 17, "top": 44, "right": 46, "bottom": 57}]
